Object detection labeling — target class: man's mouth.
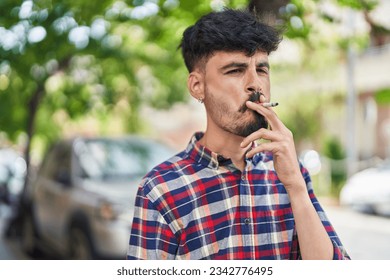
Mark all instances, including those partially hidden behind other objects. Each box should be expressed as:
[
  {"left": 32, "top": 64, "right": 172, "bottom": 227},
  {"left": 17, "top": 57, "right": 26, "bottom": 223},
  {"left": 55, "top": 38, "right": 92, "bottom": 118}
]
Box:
[
  {"left": 238, "top": 91, "right": 262, "bottom": 112},
  {"left": 249, "top": 91, "right": 261, "bottom": 103}
]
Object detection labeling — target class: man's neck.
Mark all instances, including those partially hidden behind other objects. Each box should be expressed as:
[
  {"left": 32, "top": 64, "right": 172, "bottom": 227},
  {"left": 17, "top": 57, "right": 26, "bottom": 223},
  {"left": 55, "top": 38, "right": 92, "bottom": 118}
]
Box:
[{"left": 198, "top": 127, "right": 249, "bottom": 171}]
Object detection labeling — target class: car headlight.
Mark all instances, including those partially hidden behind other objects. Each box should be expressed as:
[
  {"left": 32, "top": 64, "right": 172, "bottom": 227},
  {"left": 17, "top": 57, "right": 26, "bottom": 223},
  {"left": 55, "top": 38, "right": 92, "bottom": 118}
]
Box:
[
  {"left": 97, "top": 201, "right": 131, "bottom": 222},
  {"left": 98, "top": 201, "right": 116, "bottom": 220}
]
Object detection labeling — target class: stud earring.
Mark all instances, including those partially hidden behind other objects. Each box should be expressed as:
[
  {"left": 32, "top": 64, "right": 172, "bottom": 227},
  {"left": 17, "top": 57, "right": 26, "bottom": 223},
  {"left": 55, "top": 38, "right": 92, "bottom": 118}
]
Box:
[{"left": 198, "top": 97, "right": 204, "bottom": 104}]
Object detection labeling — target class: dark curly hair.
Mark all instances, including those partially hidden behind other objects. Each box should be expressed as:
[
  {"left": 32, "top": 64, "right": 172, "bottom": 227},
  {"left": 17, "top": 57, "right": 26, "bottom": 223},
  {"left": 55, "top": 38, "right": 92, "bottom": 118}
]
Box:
[{"left": 179, "top": 8, "right": 282, "bottom": 72}]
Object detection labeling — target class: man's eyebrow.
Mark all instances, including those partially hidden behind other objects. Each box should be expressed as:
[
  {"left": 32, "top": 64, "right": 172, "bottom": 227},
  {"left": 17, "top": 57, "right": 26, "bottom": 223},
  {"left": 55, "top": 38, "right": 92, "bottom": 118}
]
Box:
[
  {"left": 257, "top": 62, "right": 270, "bottom": 69},
  {"left": 220, "top": 61, "right": 270, "bottom": 71},
  {"left": 220, "top": 62, "right": 248, "bottom": 70}
]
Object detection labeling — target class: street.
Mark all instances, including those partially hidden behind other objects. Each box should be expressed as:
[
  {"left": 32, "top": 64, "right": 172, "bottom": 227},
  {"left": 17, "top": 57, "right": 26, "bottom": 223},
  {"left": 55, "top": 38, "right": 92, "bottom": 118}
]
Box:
[
  {"left": 323, "top": 201, "right": 390, "bottom": 260},
  {"left": 1, "top": 201, "right": 390, "bottom": 260}
]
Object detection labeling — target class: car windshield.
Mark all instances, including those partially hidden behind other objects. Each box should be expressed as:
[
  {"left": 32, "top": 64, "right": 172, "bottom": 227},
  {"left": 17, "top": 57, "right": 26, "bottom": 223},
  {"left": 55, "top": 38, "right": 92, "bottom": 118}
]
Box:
[{"left": 74, "top": 137, "right": 173, "bottom": 181}]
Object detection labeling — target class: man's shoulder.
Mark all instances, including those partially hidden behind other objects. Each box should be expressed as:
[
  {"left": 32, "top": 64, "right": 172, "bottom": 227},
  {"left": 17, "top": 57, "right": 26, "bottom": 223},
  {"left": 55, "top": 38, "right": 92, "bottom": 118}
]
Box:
[{"left": 140, "top": 149, "right": 194, "bottom": 193}]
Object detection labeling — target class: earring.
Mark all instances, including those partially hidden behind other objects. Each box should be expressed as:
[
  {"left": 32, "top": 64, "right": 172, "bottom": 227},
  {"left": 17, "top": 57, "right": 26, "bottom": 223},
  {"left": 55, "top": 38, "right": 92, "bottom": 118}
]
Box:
[{"left": 198, "top": 97, "right": 204, "bottom": 104}]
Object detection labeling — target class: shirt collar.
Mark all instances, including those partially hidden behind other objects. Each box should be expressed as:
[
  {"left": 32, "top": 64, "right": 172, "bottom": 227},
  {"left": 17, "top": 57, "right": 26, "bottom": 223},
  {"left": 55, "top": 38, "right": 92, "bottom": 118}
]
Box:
[
  {"left": 185, "top": 132, "right": 267, "bottom": 170},
  {"left": 185, "top": 132, "right": 220, "bottom": 169}
]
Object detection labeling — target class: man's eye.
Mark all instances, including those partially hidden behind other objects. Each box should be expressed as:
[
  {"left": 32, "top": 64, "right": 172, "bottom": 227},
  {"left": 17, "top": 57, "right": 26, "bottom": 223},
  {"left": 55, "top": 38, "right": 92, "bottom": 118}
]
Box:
[
  {"left": 226, "top": 69, "right": 242, "bottom": 74},
  {"left": 257, "top": 68, "right": 269, "bottom": 74}
]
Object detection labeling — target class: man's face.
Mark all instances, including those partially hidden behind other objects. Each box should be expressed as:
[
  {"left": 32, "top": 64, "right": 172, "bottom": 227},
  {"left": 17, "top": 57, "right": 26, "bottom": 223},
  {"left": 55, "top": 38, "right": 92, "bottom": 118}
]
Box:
[{"left": 202, "top": 50, "right": 271, "bottom": 137}]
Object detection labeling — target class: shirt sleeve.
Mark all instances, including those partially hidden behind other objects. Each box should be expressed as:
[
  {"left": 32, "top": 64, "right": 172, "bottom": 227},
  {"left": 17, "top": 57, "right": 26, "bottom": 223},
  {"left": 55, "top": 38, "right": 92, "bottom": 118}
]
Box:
[
  {"left": 301, "top": 165, "right": 351, "bottom": 260},
  {"left": 127, "top": 182, "right": 179, "bottom": 260}
]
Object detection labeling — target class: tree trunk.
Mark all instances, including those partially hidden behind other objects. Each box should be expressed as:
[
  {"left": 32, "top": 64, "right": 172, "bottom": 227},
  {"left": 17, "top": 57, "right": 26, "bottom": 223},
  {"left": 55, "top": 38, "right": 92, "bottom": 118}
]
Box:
[
  {"left": 25, "top": 84, "right": 45, "bottom": 170},
  {"left": 8, "top": 83, "right": 46, "bottom": 237}
]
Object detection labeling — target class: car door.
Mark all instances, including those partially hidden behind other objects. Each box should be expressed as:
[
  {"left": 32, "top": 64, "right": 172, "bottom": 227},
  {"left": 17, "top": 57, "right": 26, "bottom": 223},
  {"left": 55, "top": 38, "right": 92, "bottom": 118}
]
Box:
[{"left": 34, "top": 142, "right": 73, "bottom": 248}]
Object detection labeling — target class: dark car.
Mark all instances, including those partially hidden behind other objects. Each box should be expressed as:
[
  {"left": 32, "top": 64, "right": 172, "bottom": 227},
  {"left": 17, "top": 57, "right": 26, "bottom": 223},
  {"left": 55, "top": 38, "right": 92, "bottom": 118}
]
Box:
[{"left": 21, "top": 135, "right": 174, "bottom": 259}]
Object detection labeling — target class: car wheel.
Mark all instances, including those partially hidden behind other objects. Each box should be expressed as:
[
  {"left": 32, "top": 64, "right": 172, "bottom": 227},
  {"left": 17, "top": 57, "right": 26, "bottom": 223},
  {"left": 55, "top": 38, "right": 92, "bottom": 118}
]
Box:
[
  {"left": 68, "top": 226, "right": 95, "bottom": 260},
  {"left": 20, "top": 213, "right": 39, "bottom": 257}
]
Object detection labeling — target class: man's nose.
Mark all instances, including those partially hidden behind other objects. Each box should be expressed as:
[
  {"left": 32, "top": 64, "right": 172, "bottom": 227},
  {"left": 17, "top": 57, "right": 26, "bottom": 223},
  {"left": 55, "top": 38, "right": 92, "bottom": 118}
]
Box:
[{"left": 245, "top": 69, "right": 261, "bottom": 94}]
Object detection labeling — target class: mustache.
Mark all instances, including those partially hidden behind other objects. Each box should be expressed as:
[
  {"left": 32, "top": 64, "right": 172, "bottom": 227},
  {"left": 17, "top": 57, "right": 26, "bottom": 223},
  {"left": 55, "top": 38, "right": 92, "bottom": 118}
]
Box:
[{"left": 238, "top": 91, "right": 262, "bottom": 113}]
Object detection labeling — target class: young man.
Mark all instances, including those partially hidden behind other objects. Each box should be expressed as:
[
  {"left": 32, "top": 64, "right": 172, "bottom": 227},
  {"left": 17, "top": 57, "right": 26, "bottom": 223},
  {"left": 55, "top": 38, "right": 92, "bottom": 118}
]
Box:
[{"left": 127, "top": 9, "right": 349, "bottom": 260}]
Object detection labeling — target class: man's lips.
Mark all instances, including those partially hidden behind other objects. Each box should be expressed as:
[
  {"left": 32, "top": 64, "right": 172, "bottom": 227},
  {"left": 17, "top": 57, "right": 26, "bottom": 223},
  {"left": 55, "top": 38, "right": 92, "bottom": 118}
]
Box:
[
  {"left": 238, "top": 91, "right": 279, "bottom": 113},
  {"left": 248, "top": 91, "right": 261, "bottom": 103},
  {"left": 238, "top": 91, "right": 262, "bottom": 112}
]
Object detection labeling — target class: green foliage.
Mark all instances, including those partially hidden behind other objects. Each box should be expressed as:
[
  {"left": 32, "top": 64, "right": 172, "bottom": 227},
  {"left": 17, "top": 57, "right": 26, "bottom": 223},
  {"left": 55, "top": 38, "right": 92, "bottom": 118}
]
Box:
[
  {"left": 281, "top": 0, "right": 312, "bottom": 39},
  {"left": 337, "top": 0, "right": 378, "bottom": 11},
  {"left": 280, "top": 97, "right": 322, "bottom": 144},
  {"left": 322, "top": 137, "right": 347, "bottom": 196},
  {"left": 323, "top": 137, "right": 345, "bottom": 160},
  {"left": 0, "top": 0, "right": 250, "bottom": 162},
  {"left": 1, "top": 0, "right": 115, "bottom": 142},
  {"left": 0, "top": 0, "right": 388, "bottom": 166},
  {"left": 375, "top": 88, "right": 390, "bottom": 104}
]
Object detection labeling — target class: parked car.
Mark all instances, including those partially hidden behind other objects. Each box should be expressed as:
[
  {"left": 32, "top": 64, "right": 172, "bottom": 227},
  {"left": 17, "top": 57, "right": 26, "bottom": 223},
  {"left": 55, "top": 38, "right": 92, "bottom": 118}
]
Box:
[
  {"left": 339, "top": 160, "right": 390, "bottom": 216},
  {"left": 21, "top": 135, "right": 174, "bottom": 259}
]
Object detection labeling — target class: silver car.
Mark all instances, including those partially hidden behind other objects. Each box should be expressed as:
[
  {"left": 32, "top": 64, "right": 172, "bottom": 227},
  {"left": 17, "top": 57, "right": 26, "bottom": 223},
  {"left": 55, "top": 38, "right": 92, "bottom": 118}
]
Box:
[
  {"left": 340, "top": 160, "right": 390, "bottom": 216},
  {"left": 21, "top": 136, "right": 174, "bottom": 259}
]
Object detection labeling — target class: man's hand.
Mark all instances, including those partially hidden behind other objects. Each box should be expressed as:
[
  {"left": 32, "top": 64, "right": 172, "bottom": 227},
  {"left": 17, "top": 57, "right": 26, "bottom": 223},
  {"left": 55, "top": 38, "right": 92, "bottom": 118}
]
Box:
[
  {"left": 240, "top": 100, "right": 305, "bottom": 192},
  {"left": 241, "top": 99, "right": 335, "bottom": 260}
]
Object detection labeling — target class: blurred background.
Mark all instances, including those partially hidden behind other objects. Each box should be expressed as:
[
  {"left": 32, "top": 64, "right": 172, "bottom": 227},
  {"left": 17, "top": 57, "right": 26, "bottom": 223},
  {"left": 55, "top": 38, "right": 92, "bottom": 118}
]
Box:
[{"left": 0, "top": 0, "right": 389, "bottom": 260}]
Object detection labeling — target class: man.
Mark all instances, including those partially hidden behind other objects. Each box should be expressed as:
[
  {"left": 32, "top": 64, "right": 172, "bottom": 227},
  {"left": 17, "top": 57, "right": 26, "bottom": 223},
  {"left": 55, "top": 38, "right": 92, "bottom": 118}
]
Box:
[{"left": 127, "top": 8, "right": 349, "bottom": 260}]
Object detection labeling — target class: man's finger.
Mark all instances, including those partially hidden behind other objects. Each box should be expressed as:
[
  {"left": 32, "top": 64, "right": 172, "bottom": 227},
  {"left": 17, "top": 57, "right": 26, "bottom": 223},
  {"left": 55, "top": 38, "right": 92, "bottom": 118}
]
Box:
[
  {"left": 240, "top": 128, "right": 283, "bottom": 148},
  {"left": 245, "top": 142, "right": 279, "bottom": 158},
  {"left": 245, "top": 100, "right": 283, "bottom": 131}
]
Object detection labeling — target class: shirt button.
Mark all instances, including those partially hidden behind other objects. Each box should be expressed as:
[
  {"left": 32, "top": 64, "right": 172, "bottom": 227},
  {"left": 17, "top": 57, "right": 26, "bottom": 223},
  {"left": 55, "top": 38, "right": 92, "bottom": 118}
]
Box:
[
  {"left": 241, "top": 175, "right": 245, "bottom": 180},
  {"left": 244, "top": 218, "right": 250, "bottom": 225}
]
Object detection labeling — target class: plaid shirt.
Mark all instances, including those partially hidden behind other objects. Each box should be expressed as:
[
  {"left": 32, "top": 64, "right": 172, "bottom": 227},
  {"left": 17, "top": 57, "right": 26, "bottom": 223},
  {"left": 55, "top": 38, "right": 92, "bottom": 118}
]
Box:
[{"left": 127, "top": 132, "right": 349, "bottom": 260}]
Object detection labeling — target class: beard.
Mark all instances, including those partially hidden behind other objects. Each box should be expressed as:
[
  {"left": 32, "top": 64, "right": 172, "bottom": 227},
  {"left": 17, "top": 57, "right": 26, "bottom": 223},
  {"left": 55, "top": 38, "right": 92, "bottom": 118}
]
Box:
[
  {"left": 235, "top": 111, "right": 268, "bottom": 137},
  {"left": 204, "top": 86, "right": 269, "bottom": 137}
]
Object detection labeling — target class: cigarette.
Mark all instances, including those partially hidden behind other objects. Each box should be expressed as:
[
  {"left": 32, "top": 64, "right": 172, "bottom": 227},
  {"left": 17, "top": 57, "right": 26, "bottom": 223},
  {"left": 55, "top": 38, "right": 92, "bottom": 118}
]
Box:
[{"left": 262, "top": 102, "right": 279, "bottom": 107}]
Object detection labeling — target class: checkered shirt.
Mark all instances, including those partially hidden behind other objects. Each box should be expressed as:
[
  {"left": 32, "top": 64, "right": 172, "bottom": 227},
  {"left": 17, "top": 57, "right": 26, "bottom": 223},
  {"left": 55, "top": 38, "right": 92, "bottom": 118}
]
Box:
[{"left": 127, "top": 132, "right": 350, "bottom": 260}]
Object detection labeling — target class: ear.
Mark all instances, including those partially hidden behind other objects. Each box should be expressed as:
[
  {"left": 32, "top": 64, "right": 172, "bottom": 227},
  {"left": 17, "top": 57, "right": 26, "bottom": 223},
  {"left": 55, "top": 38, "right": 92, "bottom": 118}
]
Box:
[{"left": 187, "top": 71, "right": 204, "bottom": 101}]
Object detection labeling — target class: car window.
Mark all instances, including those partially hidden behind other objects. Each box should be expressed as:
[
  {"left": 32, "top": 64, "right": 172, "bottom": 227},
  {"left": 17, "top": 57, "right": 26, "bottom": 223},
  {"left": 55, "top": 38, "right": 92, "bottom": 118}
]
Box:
[
  {"left": 74, "top": 138, "right": 173, "bottom": 181},
  {"left": 40, "top": 143, "right": 71, "bottom": 183}
]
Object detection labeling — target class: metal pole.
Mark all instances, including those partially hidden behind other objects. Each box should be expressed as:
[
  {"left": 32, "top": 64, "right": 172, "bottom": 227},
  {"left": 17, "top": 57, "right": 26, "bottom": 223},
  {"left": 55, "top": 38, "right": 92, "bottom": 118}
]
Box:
[{"left": 346, "top": 9, "right": 357, "bottom": 178}]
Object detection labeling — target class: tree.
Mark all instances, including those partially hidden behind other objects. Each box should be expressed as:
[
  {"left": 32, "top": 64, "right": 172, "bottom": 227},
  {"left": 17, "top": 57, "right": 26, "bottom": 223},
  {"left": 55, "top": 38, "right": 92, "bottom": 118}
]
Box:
[
  {"left": 1, "top": 1, "right": 388, "bottom": 204},
  {"left": 1, "top": 0, "right": 124, "bottom": 167},
  {"left": 0, "top": 0, "right": 252, "bottom": 164}
]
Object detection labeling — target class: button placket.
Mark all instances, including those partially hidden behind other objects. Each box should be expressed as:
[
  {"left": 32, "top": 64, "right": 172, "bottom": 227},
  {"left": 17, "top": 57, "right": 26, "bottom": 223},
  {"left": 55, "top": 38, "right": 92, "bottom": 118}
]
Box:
[{"left": 239, "top": 167, "right": 254, "bottom": 257}]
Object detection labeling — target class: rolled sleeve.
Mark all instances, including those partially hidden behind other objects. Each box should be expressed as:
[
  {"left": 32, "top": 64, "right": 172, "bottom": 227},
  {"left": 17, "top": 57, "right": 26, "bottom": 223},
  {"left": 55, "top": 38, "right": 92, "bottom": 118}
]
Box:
[
  {"left": 127, "top": 184, "right": 178, "bottom": 260},
  {"left": 301, "top": 165, "right": 350, "bottom": 260}
]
